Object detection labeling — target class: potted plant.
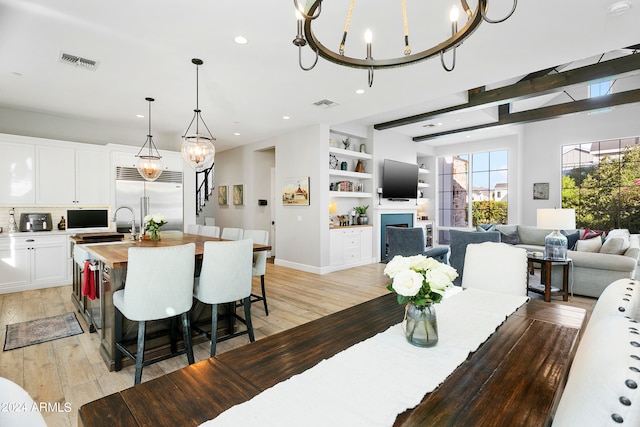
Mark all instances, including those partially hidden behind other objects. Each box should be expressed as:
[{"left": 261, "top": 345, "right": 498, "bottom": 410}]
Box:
[{"left": 354, "top": 205, "right": 369, "bottom": 225}]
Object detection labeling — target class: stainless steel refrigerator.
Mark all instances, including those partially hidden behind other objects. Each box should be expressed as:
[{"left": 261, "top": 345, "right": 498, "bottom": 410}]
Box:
[{"left": 115, "top": 166, "right": 184, "bottom": 233}]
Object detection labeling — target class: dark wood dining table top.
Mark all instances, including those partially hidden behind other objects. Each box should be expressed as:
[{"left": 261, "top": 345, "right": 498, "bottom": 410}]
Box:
[
  {"left": 78, "top": 293, "right": 586, "bottom": 427},
  {"left": 80, "top": 232, "right": 271, "bottom": 268}
]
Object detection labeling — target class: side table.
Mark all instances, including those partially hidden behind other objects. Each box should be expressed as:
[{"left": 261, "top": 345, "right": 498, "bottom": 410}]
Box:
[{"left": 527, "top": 254, "right": 571, "bottom": 302}]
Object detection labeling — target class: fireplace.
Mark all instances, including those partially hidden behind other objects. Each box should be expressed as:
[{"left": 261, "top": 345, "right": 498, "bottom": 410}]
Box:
[{"left": 380, "top": 213, "right": 413, "bottom": 261}]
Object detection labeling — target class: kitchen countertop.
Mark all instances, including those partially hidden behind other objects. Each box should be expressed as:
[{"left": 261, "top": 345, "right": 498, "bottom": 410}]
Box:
[{"left": 0, "top": 228, "right": 113, "bottom": 239}]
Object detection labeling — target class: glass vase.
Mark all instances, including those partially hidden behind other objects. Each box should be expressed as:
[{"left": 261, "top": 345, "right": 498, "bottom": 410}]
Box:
[
  {"left": 149, "top": 230, "right": 160, "bottom": 241},
  {"left": 405, "top": 302, "right": 438, "bottom": 347}
]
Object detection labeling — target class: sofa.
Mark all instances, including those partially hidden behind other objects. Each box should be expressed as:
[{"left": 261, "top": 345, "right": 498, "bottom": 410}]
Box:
[
  {"left": 552, "top": 278, "right": 640, "bottom": 426},
  {"left": 476, "top": 224, "right": 640, "bottom": 298}
]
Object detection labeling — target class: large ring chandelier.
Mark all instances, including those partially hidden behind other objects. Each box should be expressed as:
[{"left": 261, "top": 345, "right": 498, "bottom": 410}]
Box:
[{"left": 292, "top": 0, "right": 517, "bottom": 87}]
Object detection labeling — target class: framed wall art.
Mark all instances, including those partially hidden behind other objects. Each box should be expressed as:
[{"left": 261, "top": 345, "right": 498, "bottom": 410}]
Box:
[
  {"left": 533, "top": 182, "right": 549, "bottom": 200},
  {"left": 217, "top": 185, "right": 228, "bottom": 205},
  {"left": 282, "top": 177, "right": 310, "bottom": 206},
  {"left": 233, "top": 184, "right": 244, "bottom": 205}
]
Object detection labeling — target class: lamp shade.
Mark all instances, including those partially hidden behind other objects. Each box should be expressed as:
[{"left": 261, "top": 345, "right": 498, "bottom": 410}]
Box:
[
  {"left": 329, "top": 202, "right": 337, "bottom": 214},
  {"left": 536, "top": 209, "right": 576, "bottom": 231}
]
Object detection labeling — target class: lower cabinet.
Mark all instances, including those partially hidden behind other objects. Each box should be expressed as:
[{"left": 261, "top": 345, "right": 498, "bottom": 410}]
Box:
[
  {"left": 0, "top": 235, "right": 68, "bottom": 294},
  {"left": 329, "top": 226, "right": 373, "bottom": 271}
]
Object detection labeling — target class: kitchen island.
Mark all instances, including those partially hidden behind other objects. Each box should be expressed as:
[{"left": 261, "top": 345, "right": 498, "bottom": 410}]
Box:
[{"left": 78, "top": 231, "right": 270, "bottom": 370}]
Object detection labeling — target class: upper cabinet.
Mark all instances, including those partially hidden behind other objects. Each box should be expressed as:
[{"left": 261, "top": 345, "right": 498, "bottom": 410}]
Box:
[
  {"left": 0, "top": 141, "right": 36, "bottom": 205},
  {"left": 36, "top": 145, "right": 110, "bottom": 206}
]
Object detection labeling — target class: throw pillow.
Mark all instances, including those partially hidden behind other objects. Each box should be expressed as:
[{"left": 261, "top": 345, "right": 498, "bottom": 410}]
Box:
[
  {"left": 499, "top": 231, "right": 520, "bottom": 245},
  {"left": 494, "top": 224, "right": 518, "bottom": 235},
  {"left": 582, "top": 228, "right": 605, "bottom": 240},
  {"left": 575, "top": 237, "right": 602, "bottom": 253},
  {"left": 560, "top": 230, "right": 580, "bottom": 250},
  {"left": 600, "top": 237, "right": 627, "bottom": 255},
  {"left": 476, "top": 224, "right": 496, "bottom": 232}
]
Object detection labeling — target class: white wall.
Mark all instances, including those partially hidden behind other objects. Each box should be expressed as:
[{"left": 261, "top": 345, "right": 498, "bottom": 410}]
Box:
[{"left": 212, "top": 124, "right": 326, "bottom": 273}]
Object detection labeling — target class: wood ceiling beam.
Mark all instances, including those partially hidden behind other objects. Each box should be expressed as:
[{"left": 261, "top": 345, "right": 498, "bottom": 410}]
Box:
[
  {"left": 375, "top": 53, "right": 640, "bottom": 131},
  {"left": 413, "top": 88, "right": 640, "bottom": 142}
]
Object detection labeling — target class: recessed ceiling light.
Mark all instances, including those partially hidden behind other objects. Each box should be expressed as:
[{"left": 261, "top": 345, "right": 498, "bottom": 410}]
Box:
[
  {"left": 355, "top": 89, "right": 365, "bottom": 94},
  {"left": 234, "top": 36, "right": 248, "bottom": 45},
  {"left": 436, "top": 122, "right": 443, "bottom": 126},
  {"left": 607, "top": 1, "right": 632, "bottom": 16},
  {"left": 234, "top": 132, "right": 241, "bottom": 136},
  {"left": 136, "top": 114, "right": 144, "bottom": 118},
  {"left": 282, "top": 116, "right": 290, "bottom": 120}
]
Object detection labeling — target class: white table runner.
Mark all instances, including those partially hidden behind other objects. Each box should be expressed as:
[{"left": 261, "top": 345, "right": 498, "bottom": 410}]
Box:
[{"left": 201, "top": 289, "right": 528, "bottom": 427}]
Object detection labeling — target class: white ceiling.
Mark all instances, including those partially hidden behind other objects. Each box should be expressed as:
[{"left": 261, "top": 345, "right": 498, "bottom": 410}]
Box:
[{"left": 0, "top": 0, "right": 638, "bottom": 153}]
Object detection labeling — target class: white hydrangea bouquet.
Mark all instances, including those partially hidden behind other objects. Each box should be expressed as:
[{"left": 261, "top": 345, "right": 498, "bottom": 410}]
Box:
[
  {"left": 384, "top": 255, "right": 458, "bottom": 306},
  {"left": 144, "top": 213, "right": 167, "bottom": 241}
]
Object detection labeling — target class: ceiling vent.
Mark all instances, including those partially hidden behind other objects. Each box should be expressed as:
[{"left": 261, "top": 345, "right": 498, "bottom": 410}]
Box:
[
  {"left": 59, "top": 52, "right": 99, "bottom": 71},
  {"left": 313, "top": 99, "right": 339, "bottom": 108}
]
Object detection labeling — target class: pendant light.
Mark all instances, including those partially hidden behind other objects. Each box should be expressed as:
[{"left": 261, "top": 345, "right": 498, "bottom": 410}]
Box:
[
  {"left": 181, "top": 58, "right": 216, "bottom": 172},
  {"left": 135, "top": 97, "right": 163, "bottom": 181}
]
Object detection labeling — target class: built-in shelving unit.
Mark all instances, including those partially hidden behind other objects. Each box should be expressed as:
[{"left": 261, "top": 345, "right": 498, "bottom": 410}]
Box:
[{"left": 328, "top": 141, "right": 373, "bottom": 199}]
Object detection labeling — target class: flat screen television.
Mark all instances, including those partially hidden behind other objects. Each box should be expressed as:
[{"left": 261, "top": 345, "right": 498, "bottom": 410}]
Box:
[{"left": 382, "top": 159, "right": 419, "bottom": 200}]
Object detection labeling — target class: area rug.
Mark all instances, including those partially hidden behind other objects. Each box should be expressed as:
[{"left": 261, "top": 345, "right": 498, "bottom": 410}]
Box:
[{"left": 3, "top": 312, "right": 84, "bottom": 351}]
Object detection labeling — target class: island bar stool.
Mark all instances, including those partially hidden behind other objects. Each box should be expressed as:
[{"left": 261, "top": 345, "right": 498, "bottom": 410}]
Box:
[
  {"left": 221, "top": 227, "right": 243, "bottom": 240},
  {"left": 193, "top": 239, "right": 255, "bottom": 357},
  {"left": 242, "top": 229, "right": 270, "bottom": 315},
  {"left": 113, "top": 243, "right": 196, "bottom": 385}
]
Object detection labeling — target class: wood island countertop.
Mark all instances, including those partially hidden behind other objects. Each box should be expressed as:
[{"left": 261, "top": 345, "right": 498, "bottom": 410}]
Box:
[{"left": 80, "top": 231, "right": 271, "bottom": 268}]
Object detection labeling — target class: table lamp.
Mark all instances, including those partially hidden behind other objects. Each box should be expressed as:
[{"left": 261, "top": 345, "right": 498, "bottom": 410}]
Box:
[
  {"left": 329, "top": 202, "right": 337, "bottom": 225},
  {"left": 536, "top": 208, "right": 576, "bottom": 261}
]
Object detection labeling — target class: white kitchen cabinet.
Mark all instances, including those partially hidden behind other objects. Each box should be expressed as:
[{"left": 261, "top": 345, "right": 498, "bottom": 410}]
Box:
[
  {"left": 0, "top": 234, "right": 68, "bottom": 294},
  {"left": 0, "top": 141, "right": 36, "bottom": 205},
  {"left": 36, "top": 145, "right": 109, "bottom": 205},
  {"left": 75, "top": 147, "right": 110, "bottom": 205},
  {"left": 36, "top": 146, "right": 75, "bottom": 204},
  {"left": 329, "top": 226, "right": 373, "bottom": 270}
]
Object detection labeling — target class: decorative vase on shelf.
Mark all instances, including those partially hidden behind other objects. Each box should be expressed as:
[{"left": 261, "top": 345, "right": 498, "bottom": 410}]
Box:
[
  {"left": 357, "top": 214, "right": 369, "bottom": 225},
  {"left": 405, "top": 302, "right": 438, "bottom": 347},
  {"left": 354, "top": 159, "right": 365, "bottom": 173}
]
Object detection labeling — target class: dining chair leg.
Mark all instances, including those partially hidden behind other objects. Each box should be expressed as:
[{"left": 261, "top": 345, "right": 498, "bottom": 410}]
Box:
[
  {"left": 243, "top": 296, "right": 255, "bottom": 343},
  {"left": 169, "top": 317, "right": 177, "bottom": 354},
  {"left": 134, "top": 321, "right": 146, "bottom": 385},
  {"left": 181, "top": 312, "right": 194, "bottom": 365},
  {"left": 210, "top": 304, "right": 218, "bottom": 357},
  {"left": 260, "top": 275, "right": 269, "bottom": 316}
]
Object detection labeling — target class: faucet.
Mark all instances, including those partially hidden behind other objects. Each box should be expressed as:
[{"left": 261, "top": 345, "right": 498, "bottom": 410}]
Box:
[{"left": 113, "top": 206, "right": 136, "bottom": 239}]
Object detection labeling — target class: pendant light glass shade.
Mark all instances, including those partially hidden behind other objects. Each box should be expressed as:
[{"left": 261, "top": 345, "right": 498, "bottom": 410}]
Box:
[
  {"left": 181, "top": 134, "right": 215, "bottom": 172},
  {"left": 181, "top": 58, "right": 216, "bottom": 171},
  {"left": 136, "top": 97, "right": 163, "bottom": 181}
]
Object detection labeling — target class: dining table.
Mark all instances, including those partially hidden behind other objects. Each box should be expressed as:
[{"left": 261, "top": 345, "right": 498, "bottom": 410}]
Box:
[
  {"left": 78, "top": 289, "right": 586, "bottom": 426},
  {"left": 78, "top": 231, "right": 271, "bottom": 370}
]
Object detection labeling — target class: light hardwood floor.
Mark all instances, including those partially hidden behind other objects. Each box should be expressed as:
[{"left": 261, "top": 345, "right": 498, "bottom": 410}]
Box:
[{"left": 0, "top": 261, "right": 596, "bottom": 427}]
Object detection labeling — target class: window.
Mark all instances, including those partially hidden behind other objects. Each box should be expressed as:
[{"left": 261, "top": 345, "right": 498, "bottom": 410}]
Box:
[
  {"left": 588, "top": 80, "right": 612, "bottom": 98},
  {"left": 562, "top": 138, "right": 640, "bottom": 233},
  {"left": 438, "top": 150, "right": 508, "bottom": 243}
]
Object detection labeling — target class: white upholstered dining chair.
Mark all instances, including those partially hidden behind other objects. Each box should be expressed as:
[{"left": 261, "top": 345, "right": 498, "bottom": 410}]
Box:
[
  {"left": 199, "top": 225, "right": 220, "bottom": 238},
  {"left": 221, "top": 227, "right": 243, "bottom": 240},
  {"left": 242, "top": 229, "right": 270, "bottom": 315},
  {"left": 113, "top": 243, "right": 196, "bottom": 385},
  {"left": 461, "top": 241, "right": 528, "bottom": 296},
  {"left": 185, "top": 224, "right": 201, "bottom": 234},
  {"left": 193, "top": 239, "right": 255, "bottom": 357}
]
